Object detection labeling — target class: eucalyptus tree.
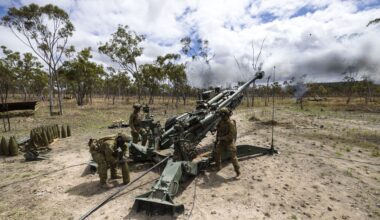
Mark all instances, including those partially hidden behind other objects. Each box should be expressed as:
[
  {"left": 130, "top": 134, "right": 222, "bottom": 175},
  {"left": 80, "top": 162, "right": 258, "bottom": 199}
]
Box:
[
  {"left": 156, "top": 54, "right": 187, "bottom": 106},
  {"left": 140, "top": 63, "right": 165, "bottom": 104},
  {"left": 0, "top": 46, "right": 19, "bottom": 131},
  {"left": 2, "top": 3, "right": 75, "bottom": 115},
  {"left": 99, "top": 25, "right": 144, "bottom": 102},
  {"left": 16, "top": 53, "right": 45, "bottom": 100},
  {"left": 30, "top": 68, "right": 48, "bottom": 99},
  {"left": 60, "top": 48, "right": 104, "bottom": 106},
  {"left": 116, "top": 72, "right": 132, "bottom": 102},
  {"left": 342, "top": 66, "right": 359, "bottom": 105},
  {"left": 180, "top": 37, "right": 214, "bottom": 63}
]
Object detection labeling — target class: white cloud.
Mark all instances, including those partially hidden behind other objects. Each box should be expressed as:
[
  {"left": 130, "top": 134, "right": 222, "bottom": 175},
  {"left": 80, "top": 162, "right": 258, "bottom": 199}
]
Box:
[{"left": 1, "top": 0, "right": 379, "bottom": 86}]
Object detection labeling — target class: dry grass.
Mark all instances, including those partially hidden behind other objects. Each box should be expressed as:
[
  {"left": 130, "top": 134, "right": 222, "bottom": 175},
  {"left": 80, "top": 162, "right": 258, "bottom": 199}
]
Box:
[
  {"left": 0, "top": 96, "right": 196, "bottom": 139},
  {"left": 1, "top": 96, "right": 379, "bottom": 142}
]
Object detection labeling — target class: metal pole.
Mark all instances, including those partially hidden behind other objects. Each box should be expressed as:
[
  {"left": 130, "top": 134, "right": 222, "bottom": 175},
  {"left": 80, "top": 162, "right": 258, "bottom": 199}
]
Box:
[{"left": 270, "top": 66, "right": 276, "bottom": 154}]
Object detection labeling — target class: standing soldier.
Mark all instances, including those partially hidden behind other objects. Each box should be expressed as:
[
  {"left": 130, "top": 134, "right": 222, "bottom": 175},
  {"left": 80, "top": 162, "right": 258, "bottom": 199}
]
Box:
[
  {"left": 88, "top": 133, "right": 130, "bottom": 188},
  {"left": 214, "top": 107, "right": 241, "bottom": 178},
  {"left": 129, "top": 103, "right": 147, "bottom": 146}
]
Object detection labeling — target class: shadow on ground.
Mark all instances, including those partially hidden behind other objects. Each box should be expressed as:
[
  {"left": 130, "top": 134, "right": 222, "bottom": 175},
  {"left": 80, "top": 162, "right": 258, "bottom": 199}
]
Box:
[{"left": 65, "top": 180, "right": 118, "bottom": 197}]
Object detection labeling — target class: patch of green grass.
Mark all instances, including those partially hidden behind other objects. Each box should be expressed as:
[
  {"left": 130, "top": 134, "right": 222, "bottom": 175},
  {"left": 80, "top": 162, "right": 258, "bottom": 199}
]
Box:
[
  {"left": 21, "top": 173, "right": 31, "bottom": 178},
  {"left": 290, "top": 214, "right": 298, "bottom": 220},
  {"left": 371, "top": 149, "right": 380, "bottom": 157},
  {"left": 343, "top": 168, "right": 354, "bottom": 178}
]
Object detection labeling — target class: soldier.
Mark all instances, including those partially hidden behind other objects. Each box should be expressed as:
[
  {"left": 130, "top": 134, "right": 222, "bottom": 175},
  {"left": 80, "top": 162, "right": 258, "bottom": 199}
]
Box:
[
  {"left": 129, "top": 103, "right": 147, "bottom": 146},
  {"left": 215, "top": 107, "right": 241, "bottom": 178},
  {"left": 88, "top": 133, "right": 130, "bottom": 188}
]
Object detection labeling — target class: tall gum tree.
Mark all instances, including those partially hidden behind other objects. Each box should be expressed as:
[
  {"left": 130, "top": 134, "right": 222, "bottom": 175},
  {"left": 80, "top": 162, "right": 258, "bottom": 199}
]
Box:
[
  {"left": 1, "top": 3, "right": 74, "bottom": 115},
  {"left": 157, "top": 54, "right": 187, "bottom": 106},
  {"left": 60, "top": 48, "right": 105, "bottom": 106},
  {"left": 17, "top": 52, "right": 45, "bottom": 101},
  {"left": 98, "top": 25, "right": 144, "bottom": 102},
  {"left": 0, "top": 46, "right": 19, "bottom": 131}
]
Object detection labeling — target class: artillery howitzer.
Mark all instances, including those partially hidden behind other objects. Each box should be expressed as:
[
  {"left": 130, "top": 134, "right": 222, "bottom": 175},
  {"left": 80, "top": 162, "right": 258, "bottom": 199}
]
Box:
[{"left": 127, "top": 70, "right": 265, "bottom": 215}]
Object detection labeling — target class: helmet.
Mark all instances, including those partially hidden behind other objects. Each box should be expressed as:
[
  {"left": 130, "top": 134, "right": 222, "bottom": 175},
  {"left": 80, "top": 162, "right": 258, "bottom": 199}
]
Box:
[
  {"left": 133, "top": 103, "right": 142, "bottom": 109},
  {"left": 219, "top": 107, "right": 231, "bottom": 116},
  {"left": 88, "top": 138, "right": 96, "bottom": 146},
  {"left": 117, "top": 133, "right": 131, "bottom": 142}
]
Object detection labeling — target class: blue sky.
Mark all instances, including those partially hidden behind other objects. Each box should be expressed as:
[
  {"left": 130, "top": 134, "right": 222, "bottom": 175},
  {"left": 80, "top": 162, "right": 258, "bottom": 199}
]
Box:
[{"left": 0, "top": 0, "right": 380, "bottom": 86}]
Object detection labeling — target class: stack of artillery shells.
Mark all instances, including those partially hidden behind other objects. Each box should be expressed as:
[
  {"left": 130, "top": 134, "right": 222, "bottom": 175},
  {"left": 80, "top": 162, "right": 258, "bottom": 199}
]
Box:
[
  {"left": 9, "top": 136, "right": 18, "bottom": 156},
  {"left": 67, "top": 125, "right": 71, "bottom": 137},
  {"left": 61, "top": 125, "right": 67, "bottom": 138},
  {"left": 28, "top": 124, "right": 71, "bottom": 149},
  {"left": 0, "top": 136, "right": 8, "bottom": 156}
]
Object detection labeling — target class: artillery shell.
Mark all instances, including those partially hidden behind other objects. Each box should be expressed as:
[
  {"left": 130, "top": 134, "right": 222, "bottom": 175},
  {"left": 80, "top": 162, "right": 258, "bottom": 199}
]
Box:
[
  {"left": 61, "top": 125, "right": 67, "bottom": 138},
  {"left": 67, "top": 125, "right": 71, "bottom": 137},
  {"left": 56, "top": 124, "right": 60, "bottom": 138},
  {"left": 9, "top": 136, "right": 18, "bottom": 156},
  {"left": 42, "top": 131, "right": 49, "bottom": 147},
  {"left": 0, "top": 136, "right": 8, "bottom": 155}
]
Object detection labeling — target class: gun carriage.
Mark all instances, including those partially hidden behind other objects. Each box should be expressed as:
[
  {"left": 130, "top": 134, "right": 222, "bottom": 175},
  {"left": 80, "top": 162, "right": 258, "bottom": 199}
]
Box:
[{"left": 126, "top": 71, "right": 265, "bottom": 215}]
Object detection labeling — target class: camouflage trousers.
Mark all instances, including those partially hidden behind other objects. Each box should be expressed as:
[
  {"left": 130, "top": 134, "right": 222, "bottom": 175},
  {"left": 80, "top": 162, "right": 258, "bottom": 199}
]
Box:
[
  {"left": 215, "top": 141, "right": 240, "bottom": 173},
  {"left": 119, "top": 161, "right": 130, "bottom": 184},
  {"left": 91, "top": 152, "right": 117, "bottom": 184},
  {"left": 131, "top": 128, "right": 147, "bottom": 146}
]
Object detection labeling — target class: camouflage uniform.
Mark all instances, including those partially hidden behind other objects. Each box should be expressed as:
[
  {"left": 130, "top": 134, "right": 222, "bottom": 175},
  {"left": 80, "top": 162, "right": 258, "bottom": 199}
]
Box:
[
  {"left": 89, "top": 135, "right": 130, "bottom": 186},
  {"left": 129, "top": 104, "right": 147, "bottom": 146},
  {"left": 215, "top": 108, "right": 240, "bottom": 176}
]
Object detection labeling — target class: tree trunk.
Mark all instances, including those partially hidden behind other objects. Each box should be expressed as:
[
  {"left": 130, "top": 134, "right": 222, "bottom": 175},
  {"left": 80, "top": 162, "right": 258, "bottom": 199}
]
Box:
[
  {"left": 251, "top": 93, "right": 255, "bottom": 108},
  {"left": 23, "top": 87, "right": 28, "bottom": 101},
  {"left": 1, "top": 88, "right": 11, "bottom": 132},
  {"left": 90, "top": 90, "right": 93, "bottom": 105},
  {"left": 48, "top": 68, "right": 54, "bottom": 115},
  {"left": 57, "top": 83, "right": 63, "bottom": 115}
]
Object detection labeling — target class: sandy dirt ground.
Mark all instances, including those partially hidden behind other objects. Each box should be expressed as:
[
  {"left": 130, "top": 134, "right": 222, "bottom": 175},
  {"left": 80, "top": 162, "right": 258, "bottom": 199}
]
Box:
[{"left": 0, "top": 107, "right": 379, "bottom": 220}]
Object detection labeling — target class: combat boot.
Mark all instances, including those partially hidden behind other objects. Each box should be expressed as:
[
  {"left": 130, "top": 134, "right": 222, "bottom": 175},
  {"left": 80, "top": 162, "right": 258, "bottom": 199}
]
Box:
[
  {"left": 235, "top": 170, "right": 241, "bottom": 179},
  {"left": 100, "top": 182, "right": 112, "bottom": 189},
  {"left": 111, "top": 173, "right": 122, "bottom": 179}
]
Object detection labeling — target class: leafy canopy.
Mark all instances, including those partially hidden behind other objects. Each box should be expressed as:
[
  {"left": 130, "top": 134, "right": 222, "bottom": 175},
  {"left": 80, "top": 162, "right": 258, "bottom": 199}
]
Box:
[
  {"left": 99, "top": 25, "right": 144, "bottom": 74},
  {"left": 1, "top": 3, "right": 74, "bottom": 70}
]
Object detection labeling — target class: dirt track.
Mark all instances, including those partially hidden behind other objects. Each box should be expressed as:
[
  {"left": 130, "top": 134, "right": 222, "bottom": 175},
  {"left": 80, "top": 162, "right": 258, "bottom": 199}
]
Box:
[{"left": 0, "top": 108, "right": 379, "bottom": 220}]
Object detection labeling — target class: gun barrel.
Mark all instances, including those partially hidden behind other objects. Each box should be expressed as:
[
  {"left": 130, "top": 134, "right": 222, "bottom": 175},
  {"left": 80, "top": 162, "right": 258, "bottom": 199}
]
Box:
[
  {"left": 206, "top": 91, "right": 228, "bottom": 105},
  {"left": 218, "top": 70, "right": 264, "bottom": 110},
  {"left": 199, "top": 71, "right": 264, "bottom": 127}
]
